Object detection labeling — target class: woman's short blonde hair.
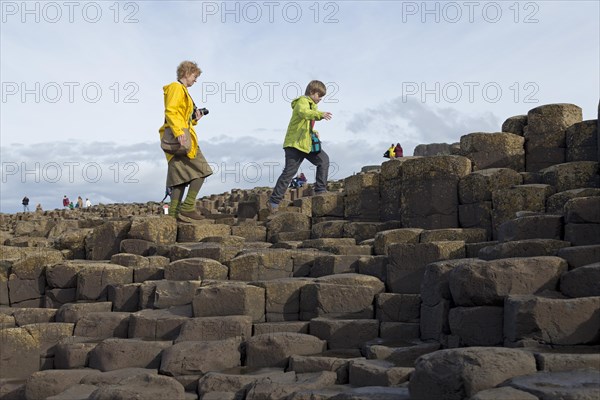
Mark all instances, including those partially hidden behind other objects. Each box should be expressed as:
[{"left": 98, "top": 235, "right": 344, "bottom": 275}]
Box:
[
  {"left": 305, "top": 80, "right": 327, "bottom": 96},
  {"left": 177, "top": 61, "right": 202, "bottom": 80}
]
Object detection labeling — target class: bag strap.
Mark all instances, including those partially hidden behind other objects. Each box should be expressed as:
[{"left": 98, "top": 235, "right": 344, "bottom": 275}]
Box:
[{"left": 307, "top": 97, "right": 317, "bottom": 134}]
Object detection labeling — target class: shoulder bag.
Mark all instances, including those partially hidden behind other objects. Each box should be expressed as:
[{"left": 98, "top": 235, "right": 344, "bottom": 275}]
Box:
[{"left": 161, "top": 127, "right": 191, "bottom": 155}]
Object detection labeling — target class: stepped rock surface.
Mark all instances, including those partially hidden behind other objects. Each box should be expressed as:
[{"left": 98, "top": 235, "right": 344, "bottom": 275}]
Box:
[{"left": 1, "top": 102, "right": 598, "bottom": 399}]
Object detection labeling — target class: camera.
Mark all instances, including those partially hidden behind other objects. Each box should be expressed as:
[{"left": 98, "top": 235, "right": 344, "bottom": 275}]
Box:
[{"left": 193, "top": 107, "right": 209, "bottom": 118}]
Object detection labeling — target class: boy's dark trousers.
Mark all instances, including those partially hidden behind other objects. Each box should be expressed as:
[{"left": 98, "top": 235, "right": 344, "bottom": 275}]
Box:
[{"left": 270, "top": 147, "right": 329, "bottom": 204}]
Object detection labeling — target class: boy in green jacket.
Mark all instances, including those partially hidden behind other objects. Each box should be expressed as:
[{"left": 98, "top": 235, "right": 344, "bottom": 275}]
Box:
[{"left": 267, "top": 80, "right": 333, "bottom": 211}]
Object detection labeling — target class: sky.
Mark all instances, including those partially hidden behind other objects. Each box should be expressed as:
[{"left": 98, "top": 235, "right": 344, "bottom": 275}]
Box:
[{"left": 1, "top": 0, "right": 599, "bottom": 213}]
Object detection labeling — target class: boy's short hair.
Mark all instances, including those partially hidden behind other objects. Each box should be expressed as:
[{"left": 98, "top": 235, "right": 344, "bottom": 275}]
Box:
[
  {"left": 305, "top": 80, "right": 327, "bottom": 96},
  {"left": 177, "top": 61, "right": 202, "bottom": 80}
]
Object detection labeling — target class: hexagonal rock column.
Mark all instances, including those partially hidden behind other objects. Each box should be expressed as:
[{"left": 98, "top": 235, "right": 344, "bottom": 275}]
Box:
[
  {"left": 560, "top": 263, "right": 600, "bottom": 297},
  {"left": 400, "top": 156, "right": 472, "bottom": 229},
  {"left": 88, "top": 338, "right": 172, "bottom": 372},
  {"left": 564, "top": 196, "right": 600, "bottom": 246},
  {"left": 541, "top": 161, "right": 600, "bottom": 193},
  {"left": 128, "top": 306, "right": 192, "bottom": 340},
  {"left": 196, "top": 369, "right": 295, "bottom": 399},
  {"left": 387, "top": 241, "right": 465, "bottom": 294},
  {"left": 458, "top": 168, "right": 522, "bottom": 239},
  {"left": 176, "top": 222, "right": 231, "bottom": 242},
  {"left": 266, "top": 212, "right": 311, "bottom": 243},
  {"left": 310, "top": 318, "right": 379, "bottom": 350},
  {"left": 253, "top": 278, "right": 314, "bottom": 322},
  {"left": 409, "top": 347, "right": 536, "bottom": 400},
  {"left": 0, "top": 327, "right": 41, "bottom": 379},
  {"left": 491, "top": 184, "right": 555, "bottom": 238},
  {"left": 76, "top": 263, "right": 133, "bottom": 301},
  {"left": 379, "top": 158, "right": 409, "bottom": 221},
  {"left": 497, "top": 214, "right": 563, "bottom": 242},
  {"left": 299, "top": 279, "right": 379, "bottom": 320},
  {"left": 193, "top": 282, "right": 265, "bottom": 322},
  {"left": 566, "top": 120, "right": 598, "bottom": 162},
  {"left": 448, "top": 256, "right": 567, "bottom": 307},
  {"left": 165, "top": 258, "right": 228, "bottom": 281},
  {"left": 245, "top": 332, "right": 327, "bottom": 368},
  {"left": 344, "top": 173, "right": 380, "bottom": 221},
  {"left": 501, "top": 115, "right": 527, "bottom": 136},
  {"left": 504, "top": 294, "right": 600, "bottom": 346},
  {"left": 525, "top": 103, "right": 582, "bottom": 172},
  {"left": 175, "top": 315, "right": 253, "bottom": 342},
  {"left": 228, "top": 249, "right": 295, "bottom": 281},
  {"left": 459, "top": 132, "right": 525, "bottom": 171},
  {"left": 546, "top": 187, "right": 600, "bottom": 214},
  {"left": 87, "top": 371, "right": 185, "bottom": 400},
  {"left": 128, "top": 216, "right": 177, "bottom": 245},
  {"left": 85, "top": 220, "right": 131, "bottom": 260},
  {"left": 160, "top": 337, "right": 242, "bottom": 376},
  {"left": 502, "top": 369, "right": 600, "bottom": 400}
]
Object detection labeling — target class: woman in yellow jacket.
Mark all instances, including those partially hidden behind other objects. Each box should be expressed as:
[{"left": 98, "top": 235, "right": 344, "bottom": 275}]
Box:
[{"left": 159, "top": 61, "right": 213, "bottom": 220}]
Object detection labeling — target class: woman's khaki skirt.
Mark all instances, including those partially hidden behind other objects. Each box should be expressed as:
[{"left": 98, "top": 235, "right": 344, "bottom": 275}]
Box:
[{"left": 166, "top": 147, "right": 213, "bottom": 187}]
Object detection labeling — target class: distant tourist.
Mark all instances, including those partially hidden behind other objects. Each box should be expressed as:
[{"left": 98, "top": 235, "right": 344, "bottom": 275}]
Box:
[
  {"left": 22, "top": 196, "right": 29, "bottom": 212},
  {"left": 297, "top": 173, "right": 307, "bottom": 187},
  {"left": 85, "top": 198, "right": 91, "bottom": 208},
  {"left": 68, "top": 202, "right": 74, "bottom": 210},
  {"left": 76, "top": 196, "right": 83, "bottom": 209},
  {"left": 289, "top": 173, "right": 308, "bottom": 189},
  {"left": 159, "top": 61, "right": 213, "bottom": 221},
  {"left": 35, "top": 203, "right": 43, "bottom": 213},
  {"left": 394, "top": 143, "right": 404, "bottom": 158},
  {"left": 267, "top": 80, "right": 333, "bottom": 212},
  {"left": 62, "top": 195, "right": 70, "bottom": 208},
  {"left": 384, "top": 144, "right": 395, "bottom": 159}
]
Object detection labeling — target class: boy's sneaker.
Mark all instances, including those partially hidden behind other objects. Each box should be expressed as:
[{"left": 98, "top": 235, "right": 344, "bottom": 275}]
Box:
[{"left": 266, "top": 201, "right": 279, "bottom": 213}]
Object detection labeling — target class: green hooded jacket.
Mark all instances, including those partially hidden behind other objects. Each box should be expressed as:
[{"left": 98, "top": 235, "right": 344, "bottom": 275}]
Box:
[{"left": 283, "top": 96, "right": 324, "bottom": 154}]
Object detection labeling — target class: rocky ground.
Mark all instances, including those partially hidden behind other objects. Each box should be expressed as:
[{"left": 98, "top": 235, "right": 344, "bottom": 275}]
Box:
[{"left": 0, "top": 103, "right": 599, "bottom": 400}]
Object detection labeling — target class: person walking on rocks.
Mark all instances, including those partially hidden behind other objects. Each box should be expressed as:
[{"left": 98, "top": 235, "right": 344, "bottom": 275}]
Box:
[
  {"left": 85, "top": 198, "right": 91, "bottom": 208},
  {"left": 76, "top": 196, "right": 83, "bottom": 209},
  {"left": 267, "top": 80, "right": 333, "bottom": 212},
  {"left": 159, "top": 61, "right": 213, "bottom": 221},
  {"left": 62, "top": 195, "right": 69, "bottom": 208},
  {"left": 22, "top": 196, "right": 29, "bottom": 212}
]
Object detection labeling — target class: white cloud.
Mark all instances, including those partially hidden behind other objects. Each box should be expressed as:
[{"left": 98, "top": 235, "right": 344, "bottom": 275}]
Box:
[
  {"left": 1, "top": 1, "right": 598, "bottom": 212},
  {"left": 0, "top": 132, "right": 395, "bottom": 213},
  {"left": 346, "top": 97, "right": 499, "bottom": 155},
  {"left": 1, "top": 94, "right": 497, "bottom": 213}
]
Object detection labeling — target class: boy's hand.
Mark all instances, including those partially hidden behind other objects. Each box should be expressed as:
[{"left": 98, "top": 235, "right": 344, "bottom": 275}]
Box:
[{"left": 322, "top": 112, "right": 333, "bottom": 120}]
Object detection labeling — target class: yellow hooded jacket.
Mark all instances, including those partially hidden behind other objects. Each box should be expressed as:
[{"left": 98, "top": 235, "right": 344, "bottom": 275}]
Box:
[
  {"left": 283, "top": 96, "right": 325, "bottom": 154},
  {"left": 387, "top": 145, "right": 396, "bottom": 158},
  {"left": 159, "top": 82, "right": 199, "bottom": 161}
]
